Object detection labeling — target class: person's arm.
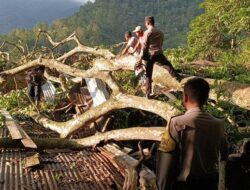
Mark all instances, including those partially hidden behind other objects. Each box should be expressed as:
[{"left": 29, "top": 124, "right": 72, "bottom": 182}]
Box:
[
  {"left": 140, "top": 30, "right": 151, "bottom": 60},
  {"left": 120, "top": 45, "right": 130, "bottom": 55},
  {"left": 157, "top": 119, "right": 179, "bottom": 190},
  {"left": 131, "top": 40, "right": 140, "bottom": 55},
  {"left": 120, "top": 38, "right": 134, "bottom": 55}
]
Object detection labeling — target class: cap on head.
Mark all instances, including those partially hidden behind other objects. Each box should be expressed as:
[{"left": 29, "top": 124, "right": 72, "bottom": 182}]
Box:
[
  {"left": 145, "top": 16, "right": 155, "bottom": 26},
  {"left": 133, "top": 26, "right": 142, "bottom": 33}
]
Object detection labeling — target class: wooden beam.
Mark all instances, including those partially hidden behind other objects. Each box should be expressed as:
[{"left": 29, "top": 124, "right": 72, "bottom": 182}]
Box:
[
  {"left": 0, "top": 109, "right": 37, "bottom": 149},
  {"left": 99, "top": 143, "right": 157, "bottom": 190},
  {"left": 0, "top": 109, "right": 22, "bottom": 140}
]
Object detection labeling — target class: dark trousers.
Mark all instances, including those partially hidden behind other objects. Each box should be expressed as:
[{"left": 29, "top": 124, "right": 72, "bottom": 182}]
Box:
[
  {"left": 144, "top": 53, "right": 179, "bottom": 95},
  {"left": 28, "top": 83, "right": 41, "bottom": 101}
]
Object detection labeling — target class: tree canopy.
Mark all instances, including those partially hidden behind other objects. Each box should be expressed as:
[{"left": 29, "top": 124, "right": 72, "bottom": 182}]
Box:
[
  {"left": 187, "top": 0, "right": 250, "bottom": 62},
  {"left": 0, "top": 0, "right": 203, "bottom": 49}
]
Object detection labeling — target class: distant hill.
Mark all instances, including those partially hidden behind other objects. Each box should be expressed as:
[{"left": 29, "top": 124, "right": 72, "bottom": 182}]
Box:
[
  {"left": 49, "top": 0, "right": 204, "bottom": 48},
  {"left": 1, "top": 0, "right": 204, "bottom": 49},
  {"left": 0, "top": 0, "right": 87, "bottom": 34}
]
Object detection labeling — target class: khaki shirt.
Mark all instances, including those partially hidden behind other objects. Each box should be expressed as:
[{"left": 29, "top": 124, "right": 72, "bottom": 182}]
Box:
[
  {"left": 160, "top": 107, "right": 227, "bottom": 181},
  {"left": 142, "top": 27, "right": 164, "bottom": 56}
]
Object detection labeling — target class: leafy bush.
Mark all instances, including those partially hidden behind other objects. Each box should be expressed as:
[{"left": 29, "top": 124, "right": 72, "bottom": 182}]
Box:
[
  {"left": 0, "top": 89, "right": 29, "bottom": 112},
  {"left": 113, "top": 70, "right": 138, "bottom": 95},
  {"left": 166, "top": 47, "right": 250, "bottom": 83}
]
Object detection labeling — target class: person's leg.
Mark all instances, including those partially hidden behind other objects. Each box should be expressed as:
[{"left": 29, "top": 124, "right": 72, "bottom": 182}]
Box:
[
  {"left": 27, "top": 83, "right": 35, "bottom": 101},
  {"left": 145, "top": 57, "right": 154, "bottom": 97},
  {"left": 34, "top": 85, "right": 42, "bottom": 102},
  {"left": 155, "top": 54, "right": 181, "bottom": 80}
]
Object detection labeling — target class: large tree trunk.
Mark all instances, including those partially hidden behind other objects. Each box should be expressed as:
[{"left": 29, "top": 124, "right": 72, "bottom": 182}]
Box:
[
  {"left": 0, "top": 32, "right": 249, "bottom": 141},
  {"left": 94, "top": 55, "right": 250, "bottom": 110},
  {"left": 0, "top": 127, "right": 165, "bottom": 149},
  {"left": 1, "top": 31, "right": 249, "bottom": 109},
  {"left": 30, "top": 94, "right": 178, "bottom": 138}
]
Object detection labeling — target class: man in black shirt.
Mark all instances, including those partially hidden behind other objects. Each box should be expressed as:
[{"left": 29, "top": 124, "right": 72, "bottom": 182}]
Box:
[{"left": 26, "top": 66, "right": 45, "bottom": 104}]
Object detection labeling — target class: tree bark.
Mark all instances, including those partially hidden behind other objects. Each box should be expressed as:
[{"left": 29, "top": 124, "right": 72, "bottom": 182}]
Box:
[
  {"left": 1, "top": 47, "right": 249, "bottom": 109},
  {"left": 30, "top": 95, "right": 178, "bottom": 138},
  {"left": 94, "top": 55, "right": 250, "bottom": 110},
  {"left": 0, "top": 127, "right": 165, "bottom": 149}
]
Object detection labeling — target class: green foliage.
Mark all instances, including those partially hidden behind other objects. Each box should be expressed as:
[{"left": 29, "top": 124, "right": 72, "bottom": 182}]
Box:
[
  {"left": 166, "top": 48, "right": 250, "bottom": 83},
  {"left": 179, "top": 62, "right": 249, "bottom": 83},
  {"left": 165, "top": 47, "right": 190, "bottom": 65},
  {"left": 187, "top": 0, "right": 250, "bottom": 63},
  {"left": 0, "top": 89, "right": 29, "bottom": 112},
  {"left": 113, "top": 70, "right": 138, "bottom": 95},
  {"left": 204, "top": 101, "right": 249, "bottom": 151},
  {"left": 0, "top": 0, "right": 203, "bottom": 50}
]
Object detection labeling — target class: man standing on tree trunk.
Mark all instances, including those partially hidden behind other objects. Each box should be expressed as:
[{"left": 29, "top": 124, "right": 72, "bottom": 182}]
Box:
[
  {"left": 156, "top": 78, "right": 228, "bottom": 190},
  {"left": 139, "top": 16, "right": 181, "bottom": 99}
]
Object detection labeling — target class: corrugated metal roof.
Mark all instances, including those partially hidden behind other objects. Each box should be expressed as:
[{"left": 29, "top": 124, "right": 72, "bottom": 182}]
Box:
[
  {"left": 0, "top": 148, "right": 124, "bottom": 190},
  {"left": 0, "top": 114, "right": 136, "bottom": 189}
]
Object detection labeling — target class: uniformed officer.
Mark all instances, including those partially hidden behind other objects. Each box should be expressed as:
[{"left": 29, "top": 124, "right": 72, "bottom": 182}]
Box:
[
  {"left": 156, "top": 78, "right": 228, "bottom": 190},
  {"left": 139, "top": 16, "right": 181, "bottom": 99}
]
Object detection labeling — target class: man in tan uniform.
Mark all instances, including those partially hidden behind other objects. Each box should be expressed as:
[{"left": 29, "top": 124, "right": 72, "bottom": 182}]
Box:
[
  {"left": 139, "top": 16, "right": 181, "bottom": 98},
  {"left": 157, "top": 78, "right": 228, "bottom": 190}
]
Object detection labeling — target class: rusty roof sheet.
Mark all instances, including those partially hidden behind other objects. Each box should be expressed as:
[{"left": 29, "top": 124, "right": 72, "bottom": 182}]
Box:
[{"left": 0, "top": 148, "right": 124, "bottom": 190}]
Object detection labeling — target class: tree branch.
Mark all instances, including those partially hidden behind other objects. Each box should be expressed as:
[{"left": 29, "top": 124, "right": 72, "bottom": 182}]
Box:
[
  {"left": 0, "top": 58, "right": 123, "bottom": 95},
  {"left": 31, "top": 94, "right": 178, "bottom": 138},
  {"left": 0, "top": 127, "right": 165, "bottom": 149}
]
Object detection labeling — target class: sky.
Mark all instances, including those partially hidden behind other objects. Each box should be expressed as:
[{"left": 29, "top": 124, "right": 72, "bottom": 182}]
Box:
[{"left": 71, "top": 0, "right": 95, "bottom": 3}]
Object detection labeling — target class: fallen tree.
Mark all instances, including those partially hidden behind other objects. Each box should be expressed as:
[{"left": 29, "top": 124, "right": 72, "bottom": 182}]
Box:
[
  {"left": 0, "top": 127, "right": 165, "bottom": 149},
  {"left": 0, "top": 29, "right": 248, "bottom": 190},
  {"left": 31, "top": 94, "right": 178, "bottom": 138},
  {"left": 0, "top": 31, "right": 249, "bottom": 140},
  {"left": 94, "top": 55, "right": 250, "bottom": 110},
  {"left": 1, "top": 31, "right": 249, "bottom": 110}
]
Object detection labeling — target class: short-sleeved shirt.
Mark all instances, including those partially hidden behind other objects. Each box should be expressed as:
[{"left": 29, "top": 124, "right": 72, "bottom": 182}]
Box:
[
  {"left": 127, "top": 37, "right": 138, "bottom": 53},
  {"left": 159, "top": 107, "right": 227, "bottom": 181}
]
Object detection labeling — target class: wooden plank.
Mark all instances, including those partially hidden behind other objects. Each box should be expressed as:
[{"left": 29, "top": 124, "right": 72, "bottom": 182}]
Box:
[
  {"left": 22, "top": 153, "right": 40, "bottom": 168},
  {"left": 16, "top": 123, "right": 37, "bottom": 149},
  {"left": 0, "top": 109, "right": 37, "bottom": 149},
  {"left": 0, "top": 109, "right": 22, "bottom": 140},
  {"left": 20, "top": 139, "right": 37, "bottom": 149},
  {"left": 100, "top": 143, "right": 156, "bottom": 189}
]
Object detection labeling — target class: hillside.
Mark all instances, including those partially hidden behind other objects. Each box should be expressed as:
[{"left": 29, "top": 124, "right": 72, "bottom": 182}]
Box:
[
  {"left": 0, "top": 0, "right": 87, "bottom": 34},
  {"left": 1, "top": 0, "right": 204, "bottom": 49},
  {"left": 51, "top": 0, "right": 204, "bottom": 48}
]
